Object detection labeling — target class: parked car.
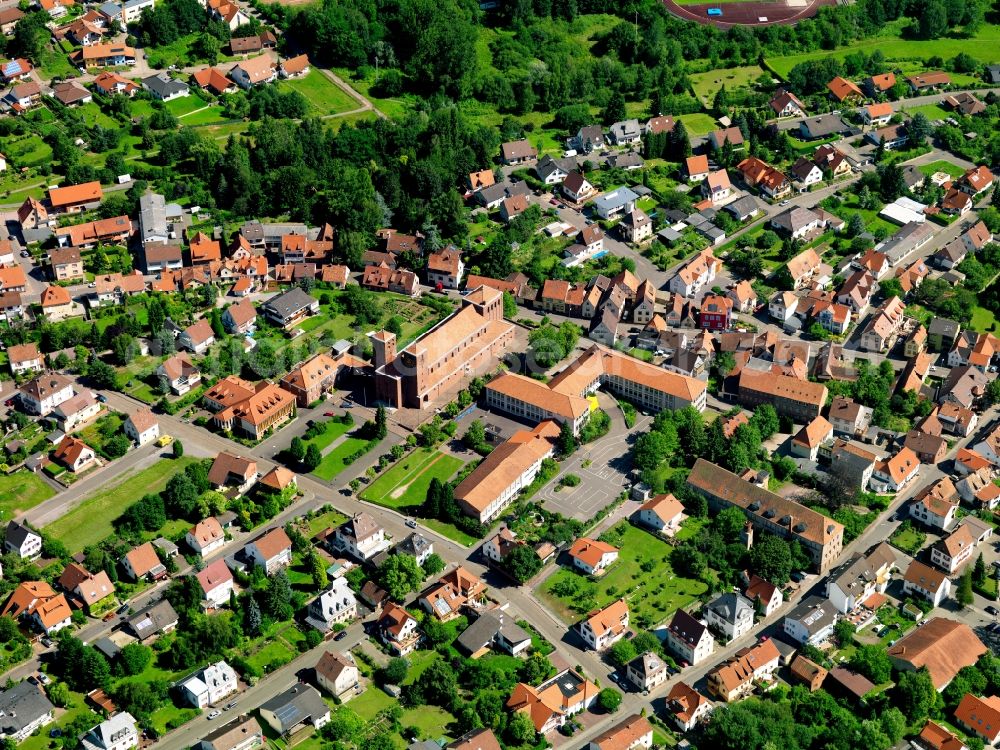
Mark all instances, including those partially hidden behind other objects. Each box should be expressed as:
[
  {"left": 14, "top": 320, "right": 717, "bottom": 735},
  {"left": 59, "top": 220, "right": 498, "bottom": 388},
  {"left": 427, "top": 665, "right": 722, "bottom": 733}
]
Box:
[
  {"left": 208, "top": 710, "right": 222, "bottom": 720},
  {"left": 987, "top": 606, "right": 999, "bottom": 617},
  {"left": 405, "top": 518, "right": 417, "bottom": 529},
  {"left": 334, "top": 630, "right": 348, "bottom": 642}
]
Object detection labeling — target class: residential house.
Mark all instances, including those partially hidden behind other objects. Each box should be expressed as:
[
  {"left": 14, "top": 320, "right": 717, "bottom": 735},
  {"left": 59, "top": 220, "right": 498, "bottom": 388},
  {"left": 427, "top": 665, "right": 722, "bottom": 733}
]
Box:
[
  {"left": 902, "top": 560, "right": 951, "bottom": 606},
  {"left": 0, "top": 682, "right": 55, "bottom": 743},
  {"left": 620, "top": 209, "right": 652, "bottom": 244},
  {"left": 122, "top": 542, "right": 166, "bottom": 581},
  {"left": 799, "top": 114, "right": 851, "bottom": 140},
  {"left": 40, "top": 285, "right": 75, "bottom": 321},
  {"left": 871, "top": 446, "right": 921, "bottom": 493},
  {"left": 626, "top": 652, "right": 669, "bottom": 692},
  {"left": 790, "top": 157, "right": 823, "bottom": 188},
  {"left": 279, "top": 352, "right": 345, "bottom": 407},
  {"left": 314, "top": 651, "right": 360, "bottom": 701},
  {"left": 587, "top": 715, "right": 652, "bottom": 750},
  {"left": 306, "top": 578, "right": 357, "bottom": 632},
  {"left": 578, "top": 598, "right": 629, "bottom": 650},
  {"left": 782, "top": 595, "right": 838, "bottom": 646},
  {"left": 666, "top": 609, "right": 715, "bottom": 666},
  {"left": 8, "top": 342, "right": 43, "bottom": 376},
  {"left": 279, "top": 55, "right": 309, "bottom": 79},
  {"left": 830, "top": 440, "right": 879, "bottom": 489},
  {"left": 142, "top": 72, "right": 188, "bottom": 101},
  {"left": 378, "top": 602, "right": 421, "bottom": 655},
  {"left": 954, "top": 694, "right": 1000, "bottom": 746},
  {"left": 259, "top": 686, "right": 330, "bottom": 736},
  {"left": 910, "top": 477, "right": 960, "bottom": 531},
  {"left": 702, "top": 170, "right": 732, "bottom": 204},
  {"left": 196, "top": 559, "right": 234, "bottom": 610},
  {"left": 53, "top": 435, "right": 96, "bottom": 473},
  {"left": 632, "top": 493, "right": 685, "bottom": 536},
  {"left": 704, "top": 592, "right": 754, "bottom": 642},
  {"left": 790, "top": 656, "right": 828, "bottom": 693},
  {"left": 686, "top": 155, "right": 710, "bottom": 181},
  {"left": 593, "top": 187, "right": 639, "bottom": 221},
  {"left": 930, "top": 518, "right": 992, "bottom": 574},
  {"left": 157, "top": 353, "right": 201, "bottom": 395},
  {"left": 506, "top": 670, "right": 597, "bottom": 734},
  {"left": 707, "top": 640, "right": 781, "bottom": 702},
  {"left": 455, "top": 611, "right": 531, "bottom": 658},
  {"left": 229, "top": 56, "right": 276, "bottom": 88},
  {"left": 52, "top": 392, "right": 101, "bottom": 433},
  {"left": 500, "top": 140, "right": 537, "bottom": 165},
  {"left": 197, "top": 717, "right": 263, "bottom": 750},
  {"left": 426, "top": 246, "right": 464, "bottom": 290},
  {"left": 668, "top": 248, "right": 721, "bottom": 297},
  {"left": 707, "top": 127, "right": 744, "bottom": 150},
  {"left": 180, "top": 661, "right": 239, "bottom": 708},
  {"left": 827, "top": 76, "right": 863, "bottom": 102},
  {"left": 665, "top": 683, "right": 713, "bottom": 732},
  {"left": 770, "top": 90, "right": 805, "bottom": 118},
  {"left": 826, "top": 543, "right": 897, "bottom": 614},
  {"left": 186, "top": 517, "right": 225, "bottom": 558},
  {"left": 914, "top": 720, "right": 968, "bottom": 750},
  {"left": 861, "top": 102, "right": 894, "bottom": 127},
  {"left": 959, "top": 165, "right": 994, "bottom": 197},
  {"left": 244, "top": 527, "right": 293, "bottom": 575},
  {"left": 608, "top": 119, "right": 641, "bottom": 146},
  {"left": 567, "top": 538, "right": 618, "bottom": 576},
  {"left": 744, "top": 575, "right": 783, "bottom": 618},
  {"left": 907, "top": 71, "right": 952, "bottom": 92},
  {"left": 769, "top": 291, "right": 798, "bottom": 324},
  {"left": 222, "top": 299, "right": 257, "bottom": 335},
  {"left": 4, "top": 521, "right": 41, "bottom": 559},
  {"left": 333, "top": 512, "right": 389, "bottom": 562},
  {"left": 79, "top": 713, "right": 138, "bottom": 750},
  {"left": 127, "top": 599, "right": 178, "bottom": 641},
  {"left": 207, "top": 452, "right": 258, "bottom": 494}
]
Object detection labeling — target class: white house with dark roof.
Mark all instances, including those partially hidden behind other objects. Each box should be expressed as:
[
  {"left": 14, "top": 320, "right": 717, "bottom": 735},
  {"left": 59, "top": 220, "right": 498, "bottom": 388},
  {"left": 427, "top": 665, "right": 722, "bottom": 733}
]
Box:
[
  {"left": 333, "top": 512, "right": 389, "bottom": 561},
  {"left": 704, "top": 593, "right": 754, "bottom": 642},
  {"left": 305, "top": 578, "right": 357, "bottom": 632},
  {"left": 5, "top": 520, "right": 42, "bottom": 559},
  {"left": 666, "top": 609, "right": 715, "bottom": 665}
]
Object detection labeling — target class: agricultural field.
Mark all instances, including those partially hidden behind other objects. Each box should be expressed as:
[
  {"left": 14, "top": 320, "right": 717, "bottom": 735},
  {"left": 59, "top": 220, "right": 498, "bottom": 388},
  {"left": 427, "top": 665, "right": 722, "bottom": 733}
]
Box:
[{"left": 45, "top": 457, "right": 197, "bottom": 552}]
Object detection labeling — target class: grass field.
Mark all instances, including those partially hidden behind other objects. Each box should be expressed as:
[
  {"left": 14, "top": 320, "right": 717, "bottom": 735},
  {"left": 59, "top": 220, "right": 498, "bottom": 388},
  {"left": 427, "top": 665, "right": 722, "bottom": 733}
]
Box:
[
  {"left": 538, "top": 524, "right": 707, "bottom": 628},
  {"left": 918, "top": 159, "right": 967, "bottom": 179},
  {"left": 900, "top": 103, "right": 950, "bottom": 122},
  {"left": 277, "top": 70, "right": 359, "bottom": 116},
  {"left": 971, "top": 304, "right": 997, "bottom": 332},
  {"left": 18, "top": 690, "right": 95, "bottom": 750},
  {"left": 766, "top": 24, "right": 1000, "bottom": 78},
  {"left": 360, "top": 449, "right": 464, "bottom": 510},
  {"left": 0, "top": 471, "right": 55, "bottom": 520},
  {"left": 676, "top": 112, "right": 717, "bottom": 136},
  {"left": 311, "top": 436, "right": 371, "bottom": 482},
  {"left": 690, "top": 65, "right": 765, "bottom": 105},
  {"left": 45, "top": 457, "right": 196, "bottom": 552}
]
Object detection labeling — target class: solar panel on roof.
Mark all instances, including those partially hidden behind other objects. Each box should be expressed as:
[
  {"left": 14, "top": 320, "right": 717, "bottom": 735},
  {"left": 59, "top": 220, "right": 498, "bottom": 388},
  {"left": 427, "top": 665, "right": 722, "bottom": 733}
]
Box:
[{"left": 3, "top": 61, "right": 21, "bottom": 76}]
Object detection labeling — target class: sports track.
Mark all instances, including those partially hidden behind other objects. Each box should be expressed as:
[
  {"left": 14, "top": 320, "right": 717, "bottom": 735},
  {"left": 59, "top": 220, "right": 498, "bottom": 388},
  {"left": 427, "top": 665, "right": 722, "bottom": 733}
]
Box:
[{"left": 663, "top": 0, "right": 839, "bottom": 27}]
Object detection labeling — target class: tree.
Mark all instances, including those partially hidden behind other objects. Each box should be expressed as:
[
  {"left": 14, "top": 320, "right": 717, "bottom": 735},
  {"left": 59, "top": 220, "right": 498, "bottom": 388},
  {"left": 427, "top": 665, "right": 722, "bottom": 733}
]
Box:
[
  {"left": 894, "top": 668, "right": 940, "bottom": 722},
  {"left": 374, "top": 406, "right": 388, "bottom": 440},
  {"left": 463, "top": 420, "right": 486, "bottom": 452},
  {"left": 303, "top": 444, "right": 322, "bottom": 472},
  {"left": 503, "top": 544, "right": 542, "bottom": 583},
  {"left": 609, "top": 638, "right": 638, "bottom": 668},
  {"left": 748, "top": 534, "right": 793, "bottom": 584},
  {"left": 849, "top": 644, "right": 893, "bottom": 684},
  {"left": 45, "top": 681, "right": 70, "bottom": 708},
  {"left": 846, "top": 213, "right": 865, "bottom": 237},
  {"left": 919, "top": 0, "right": 949, "bottom": 38},
  {"left": 874, "top": 135, "right": 886, "bottom": 163},
  {"left": 243, "top": 595, "right": 262, "bottom": 636},
  {"left": 957, "top": 567, "right": 974, "bottom": 607},
  {"left": 597, "top": 688, "right": 622, "bottom": 712},
  {"left": 974, "top": 552, "right": 987, "bottom": 585},
  {"left": 118, "top": 643, "right": 153, "bottom": 676},
  {"left": 422, "top": 553, "right": 445, "bottom": 577},
  {"left": 909, "top": 112, "right": 932, "bottom": 143},
  {"left": 88, "top": 359, "right": 118, "bottom": 389},
  {"left": 602, "top": 92, "right": 626, "bottom": 126},
  {"left": 506, "top": 712, "right": 536, "bottom": 744},
  {"left": 266, "top": 571, "right": 294, "bottom": 621},
  {"left": 173, "top": 439, "right": 184, "bottom": 458},
  {"left": 502, "top": 292, "right": 518, "bottom": 319},
  {"left": 289, "top": 436, "right": 306, "bottom": 463},
  {"left": 558, "top": 421, "right": 577, "bottom": 455},
  {"left": 415, "top": 658, "right": 459, "bottom": 710},
  {"left": 834, "top": 619, "right": 855, "bottom": 647},
  {"left": 379, "top": 657, "right": 409, "bottom": 686},
  {"left": 164, "top": 473, "right": 199, "bottom": 517},
  {"left": 379, "top": 553, "right": 424, "bottom": 601}
]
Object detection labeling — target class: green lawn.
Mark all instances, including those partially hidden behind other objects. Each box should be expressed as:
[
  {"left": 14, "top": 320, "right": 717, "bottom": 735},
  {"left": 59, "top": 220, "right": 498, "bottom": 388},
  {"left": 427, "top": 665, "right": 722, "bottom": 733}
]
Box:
[
  {"left": 311, "top": 436, "right": 371, "bottom": 482},
  {"left": 676, "top": 112, "right": 717, "bottom": 137},
  {"left": 165, "top": 95, "right": 211, "bottom": 118},
  {"left": 303, "top": 507, "right": 349, "bottom": 537},
  {"left": 421, "top": 518, "right": 479, "bottom": 547},
  {"left": 918, "top": 159, "right": 968, "bottom": 179},
  {"left": 360, "top": 449, "right": 465, "bottom": 510},
  {"left": 901, "top": 103, "right": 950, "bottom": 122},
  {"left": 0, "top": 471, "right": 55, "bottom": 520},
  {"left": 277, "top": 70, "right": 359, "bottom": 116},
  {"left": 690, "top": 65, "right": 765, "bottom": 105},
  {"left": 18, "top": 689, "right": 95, "bottom": 750},
  {"left": 538, "top": 523, "right": 707, "bottom": 628},
  {"left": 971, "top": 304, "right": 997, "bottom": 333},
  {"left": 767, "top": 23, "right": 1000, "bottom": 78},
  {"left": 149, "top": 704, "right": 200, "bottom": 736},
  {"left": 45, "top": 457, "right": 196, "bottom": 552},
  {"left": 889, "top": 525, "right": 926, "bottom": 556}
]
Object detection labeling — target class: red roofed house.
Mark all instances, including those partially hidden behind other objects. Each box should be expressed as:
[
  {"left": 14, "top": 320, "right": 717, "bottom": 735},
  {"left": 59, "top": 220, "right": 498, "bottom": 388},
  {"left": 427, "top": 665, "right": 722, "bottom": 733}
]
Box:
[
  {"left": 48, "top": 181, "right": 102, "bottom": 214},
  {"left": 827, "top": 76, "right": 863, "bottom": 102},
  {"left": 53, "top": 435, "right": 96, "bottom": 473},
  {"left": 666, "top": 682, "right": 713, "bottom": 731},
  {"left": 196, "top": 558, "right": 234, "bottom": 609},
  {"left": 632, "top": 493, "right": 685, "bottom": 536},
  {"left": 122, "top": 542, "right": 166, "bottom": 581},
  {"left": 426, "top": 246, "right": 464, "bottom": 290},
  {"left": 567, "top": 538, "right": 618, "bottom": 576},
  {"left": 954, "top": 693, "right": 1000, "bottom": 745},
  {"left": 279, "top": 54, "right": 310, "bottom": 78},
  {"left": 579, "top": 598, "right": 629, "bottom": 650},
  {"left": 245, "top": 527, "right": 292, "bottom": 575},
  {"left": 207, "top": 451, "right": 258, "bottom": 494},
  {"left": 186, "top": 517, "right": 226, "bottom": 558},
  {"left": 507, "top": 669, "right": 598, "bottom": 734}
]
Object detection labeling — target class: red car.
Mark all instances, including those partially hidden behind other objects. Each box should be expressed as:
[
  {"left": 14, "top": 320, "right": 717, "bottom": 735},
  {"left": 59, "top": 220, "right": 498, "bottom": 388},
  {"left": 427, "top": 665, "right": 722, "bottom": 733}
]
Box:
[{"left": 323, "top": 411, "right": 335, "bottom": 417}]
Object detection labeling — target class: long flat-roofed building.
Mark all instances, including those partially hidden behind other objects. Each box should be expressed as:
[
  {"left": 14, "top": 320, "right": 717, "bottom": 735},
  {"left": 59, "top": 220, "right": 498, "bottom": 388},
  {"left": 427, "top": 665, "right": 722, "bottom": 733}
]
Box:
[
  {"left": 687, "top": 458, "right": 844, "bottom": 571},
  {"left": 455, "top": 421, "right": 559, "bottom": 524},
  {"left": 371, "top": 286, "right": 515, "bottom": 409}
]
